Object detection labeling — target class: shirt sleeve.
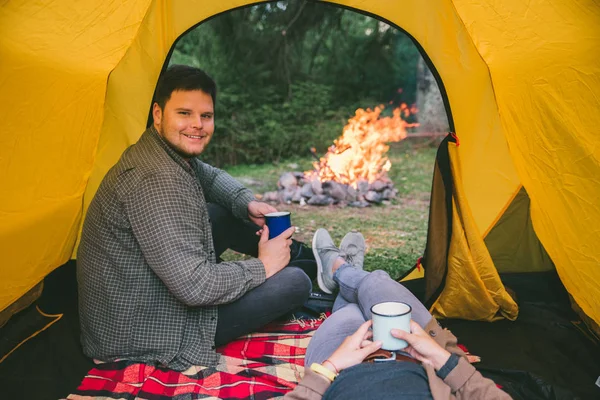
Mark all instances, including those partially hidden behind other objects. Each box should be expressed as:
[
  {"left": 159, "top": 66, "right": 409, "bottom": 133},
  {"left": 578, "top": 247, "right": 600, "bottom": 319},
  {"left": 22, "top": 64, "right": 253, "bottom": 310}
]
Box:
[
  {"left": 444, "top": 358, "right": 513, "bottom": 400},
  {"left": 436, "top": 353, "right": 460, "bottom": 380},
  {"left": 424, "top": 319, "right": 513, "bottom": 400},
  {"left": 125, "top": 172, "right": 266, "bottom": 306},
  {"left": 193, "top": 160, "right": 255, "bottom": 220},
  {"left": 283, "top": 370, "right": 331, "bottom": 400}
]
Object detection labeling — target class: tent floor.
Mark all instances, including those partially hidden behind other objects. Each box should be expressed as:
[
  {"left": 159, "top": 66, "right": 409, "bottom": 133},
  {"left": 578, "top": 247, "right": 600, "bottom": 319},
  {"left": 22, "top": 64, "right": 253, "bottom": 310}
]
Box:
[
  {"left": 1, "top": 263, "right": 599, "bottom": 399},
  {"left": 402, "top": 273, "right": 600, "bottom": 400}
]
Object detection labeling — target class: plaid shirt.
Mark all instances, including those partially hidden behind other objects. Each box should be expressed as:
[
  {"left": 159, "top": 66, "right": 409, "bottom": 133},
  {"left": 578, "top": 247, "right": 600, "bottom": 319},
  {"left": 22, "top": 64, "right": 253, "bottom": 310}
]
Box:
[{"left": 77, "top": 127, "right": 265, "bottom": 370}]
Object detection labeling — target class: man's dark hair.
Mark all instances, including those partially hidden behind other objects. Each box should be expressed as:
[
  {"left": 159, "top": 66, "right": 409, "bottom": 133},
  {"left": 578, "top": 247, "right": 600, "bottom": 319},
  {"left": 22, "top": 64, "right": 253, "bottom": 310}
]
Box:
[{"left": 153, "top": 65, "right": 217, "bottom": 109}]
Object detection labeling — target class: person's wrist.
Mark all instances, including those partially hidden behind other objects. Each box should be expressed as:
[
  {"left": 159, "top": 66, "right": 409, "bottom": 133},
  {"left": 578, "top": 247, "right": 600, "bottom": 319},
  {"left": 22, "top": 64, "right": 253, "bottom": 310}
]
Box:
[
  {"left": 430, "top": 349, "right": 452, "bottom": 370},
  {"left": 322, "top": 359, "right": 340, "bottom": 374},
  {"left": 310, "top": 363, "right": 337, "bottom": 382}
]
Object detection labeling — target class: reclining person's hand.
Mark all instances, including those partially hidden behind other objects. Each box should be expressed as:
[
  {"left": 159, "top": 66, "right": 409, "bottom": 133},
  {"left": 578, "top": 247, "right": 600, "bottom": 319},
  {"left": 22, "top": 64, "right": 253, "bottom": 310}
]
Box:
[
  {"left": 391, "top": 320, "right": 451, "bottom": 370},
  {"left": 258, "top": 225, "right": 294, "bottom": 278},
  {"left": 325, "top": 320, "right": 383, "bottom": 373}
]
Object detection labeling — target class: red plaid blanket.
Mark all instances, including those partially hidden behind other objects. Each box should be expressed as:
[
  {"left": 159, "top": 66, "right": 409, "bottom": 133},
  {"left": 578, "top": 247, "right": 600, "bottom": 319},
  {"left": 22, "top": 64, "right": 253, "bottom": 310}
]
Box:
[{"left": 66, "top": 315, "right": 326, "bottom": 400}]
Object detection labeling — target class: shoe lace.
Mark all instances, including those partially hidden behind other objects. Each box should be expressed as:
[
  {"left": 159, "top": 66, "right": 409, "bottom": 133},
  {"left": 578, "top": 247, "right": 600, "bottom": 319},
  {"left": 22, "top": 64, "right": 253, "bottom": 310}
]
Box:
[
  {"left": 340, "top": 251, "right": 356, "bottom": 265},
  {"left": 319, "top": 245, "right": 341, "bottom": 258},
  {"left": 340, "top": 245, "right": 362, "bottom": 266}
]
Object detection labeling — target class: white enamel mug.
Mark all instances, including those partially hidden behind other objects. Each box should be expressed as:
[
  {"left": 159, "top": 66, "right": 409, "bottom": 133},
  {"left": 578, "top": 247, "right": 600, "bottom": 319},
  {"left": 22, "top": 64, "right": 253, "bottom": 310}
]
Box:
[{"left": 370, "top": 301, "right": 412, "bottom": 351}]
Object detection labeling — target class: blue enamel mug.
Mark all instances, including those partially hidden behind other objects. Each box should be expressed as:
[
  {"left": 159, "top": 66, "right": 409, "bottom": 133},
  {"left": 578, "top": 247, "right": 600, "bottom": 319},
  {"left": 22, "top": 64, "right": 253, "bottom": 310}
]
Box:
[{"left": 265, "top": 211, "right": 292, "bottom": 239}]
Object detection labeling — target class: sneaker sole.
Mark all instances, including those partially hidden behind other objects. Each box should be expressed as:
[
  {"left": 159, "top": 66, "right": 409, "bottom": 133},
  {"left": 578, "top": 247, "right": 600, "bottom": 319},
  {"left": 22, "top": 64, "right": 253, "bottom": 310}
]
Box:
[{"left": 312, "top": 229, "right": 333, "bottom": 295}]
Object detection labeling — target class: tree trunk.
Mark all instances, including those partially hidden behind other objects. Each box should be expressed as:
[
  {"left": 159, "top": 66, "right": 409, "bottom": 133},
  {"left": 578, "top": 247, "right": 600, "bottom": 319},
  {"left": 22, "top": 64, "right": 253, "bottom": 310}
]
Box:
[{"left": 416, "top": 57, "right": 449, "bottom": 133}]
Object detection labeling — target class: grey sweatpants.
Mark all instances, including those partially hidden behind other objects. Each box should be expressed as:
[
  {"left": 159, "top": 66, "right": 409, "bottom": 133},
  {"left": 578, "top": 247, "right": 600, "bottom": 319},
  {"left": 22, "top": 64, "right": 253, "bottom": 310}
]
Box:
[{"left": 305, "top": 265, "right": 432, "bottom": 365}]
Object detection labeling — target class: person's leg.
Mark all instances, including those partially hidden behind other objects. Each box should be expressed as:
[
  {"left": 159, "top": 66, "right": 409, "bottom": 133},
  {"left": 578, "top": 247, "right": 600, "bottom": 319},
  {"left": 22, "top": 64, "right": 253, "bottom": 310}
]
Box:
[
  {"left": 334, "top": 263, "right": 370, "bottom": 304},
  {"left": 305, "top": 303, "right": 366, "bottom": 365},
  {"left": 335, "top": 266, "right": 432, "bottom": 328},
  {"left": 207, "top": 203, "right": 317, "bottom": 279},
  {"left": 207, "top": 203, "right": 259, "bottom": 258},
  {"left": 308, "top": 266, "right": 431, "bottom": 365},
  {"left": 331, "top": 293, "right": 350, "bottom": 312},
  {"left": 214, "top": 266, "right": 312, "bottom": 346}
]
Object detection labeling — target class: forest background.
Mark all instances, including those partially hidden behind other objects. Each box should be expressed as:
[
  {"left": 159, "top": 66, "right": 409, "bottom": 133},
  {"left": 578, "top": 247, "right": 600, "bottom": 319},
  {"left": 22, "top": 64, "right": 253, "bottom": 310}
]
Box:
[{"left": 169, "top": 1, "right": 429, "bottom": 167}]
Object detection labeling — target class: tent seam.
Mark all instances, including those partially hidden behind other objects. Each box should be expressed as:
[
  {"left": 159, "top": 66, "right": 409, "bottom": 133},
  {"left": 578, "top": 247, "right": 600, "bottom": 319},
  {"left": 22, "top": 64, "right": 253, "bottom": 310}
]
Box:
[{"left": 482, "top": 184, "right": 523, "bottom": 239}]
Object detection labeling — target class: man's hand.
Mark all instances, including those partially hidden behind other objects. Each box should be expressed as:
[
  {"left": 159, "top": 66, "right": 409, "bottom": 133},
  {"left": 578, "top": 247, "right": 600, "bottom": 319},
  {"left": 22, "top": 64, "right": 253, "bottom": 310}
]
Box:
[
  {"left": 247, "top": 201, "right": 278, "bottom": 227},
  {"left": 325, "top": 320, "right": 382, "bottom": 373},
  {"left": 258, "top": 225, "right": 294, "bottom": 278},
  {"left": 391, "top": 320, "right": 451, "bottom": 370}
]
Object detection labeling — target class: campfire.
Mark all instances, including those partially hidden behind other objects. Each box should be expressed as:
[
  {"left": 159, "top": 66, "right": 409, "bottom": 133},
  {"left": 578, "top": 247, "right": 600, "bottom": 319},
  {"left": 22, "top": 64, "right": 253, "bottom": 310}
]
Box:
[{"left": 262, "top": 104, "right": 418, "bottom": 207}]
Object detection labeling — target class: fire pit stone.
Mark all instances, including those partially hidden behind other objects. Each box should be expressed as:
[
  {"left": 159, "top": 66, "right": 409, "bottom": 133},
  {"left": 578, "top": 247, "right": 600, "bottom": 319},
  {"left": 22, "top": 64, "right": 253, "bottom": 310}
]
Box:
[
  {"left": 370, "top": 180, "right": 389, "bottom": 192},
  {"left": 365, "top": 190, "right": 383, "bottom": 204},
  {"left": 291, "top": 188, "right": 303, "bottom": 203},
  {"left": 348, "top": 200, "right": 370, "bottom": 208},
  {"left": 310, "top": 178, "right": 323, "bottom": 195},
  {"left": 345, "top": 185, "right": 358, "bottom": 202},
  {"left": 278, "top": 187, "right": 297, "bottom": 204},
  {"left": 357, "top": 180, "right": 370, "bottom": 195},
  {"left": 277, "top": 172, "right": 298, "bottom": 190},
  {"left": 382, "top": 188, "right": 398, "bottom": 200},
  {"left": 261, "top": 191, "right": 279, "bottom": 202},
  {"left": 322, "top": 181, "right": 348, "bottom": 202},
  {"left": 263, "top": 173, "right": 399, "bottom": 207},
  {"left": 300, "top": 183, "right": 315, "bottom": 198},
  {"left": 307, "top": 194, "right": 334, "bottom": 206}
]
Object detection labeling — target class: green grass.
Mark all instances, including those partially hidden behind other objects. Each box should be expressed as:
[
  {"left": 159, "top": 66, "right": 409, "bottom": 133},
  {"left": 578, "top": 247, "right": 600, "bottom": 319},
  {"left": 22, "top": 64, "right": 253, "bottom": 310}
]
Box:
[{"left": 224, "top": 138, "right": 439, "bottom": 279}]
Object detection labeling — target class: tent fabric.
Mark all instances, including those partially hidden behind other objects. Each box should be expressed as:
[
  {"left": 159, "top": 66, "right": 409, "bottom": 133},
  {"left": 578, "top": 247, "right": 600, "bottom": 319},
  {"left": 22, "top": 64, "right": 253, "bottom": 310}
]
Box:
[
  {"left": 484, "top": 187, "right": 554, "bottom": 274},
  {"left": 431, "top": 143, "right": 519, "bottom": 321},
  {"left": 0, "top": 0, "right": 599, "bottom": 331},
  {"left": 420, "top": 135, "right": 519, "bottom": 321},
  {"left": 449, "top": 0, "right": 600, "bottom": 335}
]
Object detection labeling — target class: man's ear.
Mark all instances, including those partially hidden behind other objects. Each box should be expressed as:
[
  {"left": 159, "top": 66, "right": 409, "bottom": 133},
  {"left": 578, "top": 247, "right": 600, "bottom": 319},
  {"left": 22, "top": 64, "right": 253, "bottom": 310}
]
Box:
[{"left": 152, "top": 102, "right": 162, "bottom": 126}]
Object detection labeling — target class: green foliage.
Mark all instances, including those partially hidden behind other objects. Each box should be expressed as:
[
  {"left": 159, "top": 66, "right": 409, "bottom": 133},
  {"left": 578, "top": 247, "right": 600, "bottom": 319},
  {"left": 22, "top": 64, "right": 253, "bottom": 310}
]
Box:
[
  {"left": 200, "top": 81, "right": 348, "bottom": 165},
  {"left": 168, "top": 1, "right": 421, "bottom": 167}
]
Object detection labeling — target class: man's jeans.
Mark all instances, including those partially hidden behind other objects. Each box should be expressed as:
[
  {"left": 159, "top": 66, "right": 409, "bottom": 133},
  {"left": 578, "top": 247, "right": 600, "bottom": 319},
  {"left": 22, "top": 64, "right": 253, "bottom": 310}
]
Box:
[
  {"left": 207, "top": 203, "right": 312, "bottom": 346},
  {"left": 306, "top": 265, "right": 432, "bottom": 365}
]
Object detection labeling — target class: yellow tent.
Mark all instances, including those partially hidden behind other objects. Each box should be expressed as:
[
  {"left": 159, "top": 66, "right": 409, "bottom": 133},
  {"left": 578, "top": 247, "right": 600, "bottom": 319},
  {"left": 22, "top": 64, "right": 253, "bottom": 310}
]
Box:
[{"left": 1, "top": 0, "right": 599, "bottom": 333}]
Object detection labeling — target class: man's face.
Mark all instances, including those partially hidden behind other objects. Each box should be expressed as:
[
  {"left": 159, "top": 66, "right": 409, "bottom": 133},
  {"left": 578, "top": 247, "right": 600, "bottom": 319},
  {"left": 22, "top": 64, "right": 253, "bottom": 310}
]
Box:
[{"left": 152, "top": 89, "right": 215, "bottom": 159}]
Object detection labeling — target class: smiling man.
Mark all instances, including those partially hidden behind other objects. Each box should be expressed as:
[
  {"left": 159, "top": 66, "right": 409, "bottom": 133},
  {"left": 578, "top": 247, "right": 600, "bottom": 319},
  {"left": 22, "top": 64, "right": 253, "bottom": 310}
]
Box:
[{"left": 77, "top": 65, "right": 312, "bottom": 370}]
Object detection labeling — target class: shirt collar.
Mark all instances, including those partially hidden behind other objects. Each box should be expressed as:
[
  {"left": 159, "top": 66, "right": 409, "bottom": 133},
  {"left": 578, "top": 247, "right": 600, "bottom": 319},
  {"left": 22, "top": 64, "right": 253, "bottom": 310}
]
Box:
[{"left": 148, "top": 125, "right": 198, "bottom": 174}]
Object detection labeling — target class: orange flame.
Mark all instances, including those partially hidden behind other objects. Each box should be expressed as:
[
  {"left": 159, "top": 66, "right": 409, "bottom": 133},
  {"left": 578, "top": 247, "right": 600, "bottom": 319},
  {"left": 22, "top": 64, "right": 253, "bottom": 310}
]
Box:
[{"left": 305, "top": 104, "right": 418, "bottom": 187}]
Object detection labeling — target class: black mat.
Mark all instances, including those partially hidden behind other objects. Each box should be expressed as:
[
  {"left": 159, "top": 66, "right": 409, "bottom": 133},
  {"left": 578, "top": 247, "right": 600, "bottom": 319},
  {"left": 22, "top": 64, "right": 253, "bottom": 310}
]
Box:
[
  {"left": 1, "top": 264, "right": 599, "bottom": 399},
  {"left": 0, "top": 262, "right": 94, "bottom": 399}
]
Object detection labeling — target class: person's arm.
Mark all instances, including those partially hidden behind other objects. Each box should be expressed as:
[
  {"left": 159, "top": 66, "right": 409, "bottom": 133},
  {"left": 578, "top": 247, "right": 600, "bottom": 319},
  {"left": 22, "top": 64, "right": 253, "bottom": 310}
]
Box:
[
  {"left": 284, "top": 321, "right": 382, "bottom": 400},
  {"left": 194, "top": 160, "right": 255, "bottom": 220},
  {"left": 194, "top": 161, "right": 281, "bottom": 228},
  {"left": 283, "top": 370, "right": 332, "bottom": 400},
  {"left": 431, "top": 321, "right": 512, "bottom": 400},
  {"left": 392, "top": 320, "right": 512, "bottom": 400},
  {"left": 439, "top": 355, "right": 512, "bottom": 400},
  {"left": 126, "top": 172, "right": 265, "bottom": 306}
]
